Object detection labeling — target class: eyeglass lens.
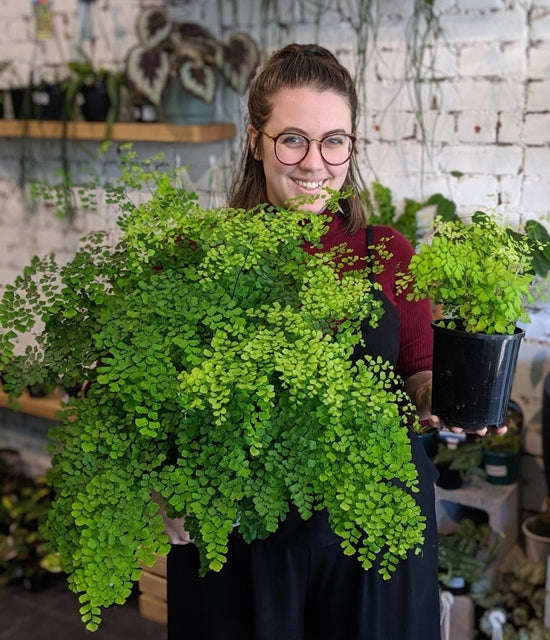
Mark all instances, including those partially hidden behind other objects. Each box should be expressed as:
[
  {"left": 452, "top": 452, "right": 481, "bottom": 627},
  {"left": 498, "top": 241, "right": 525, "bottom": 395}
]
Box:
[{"left": 274, "top": 133, "right": 354, "bottom": 166}]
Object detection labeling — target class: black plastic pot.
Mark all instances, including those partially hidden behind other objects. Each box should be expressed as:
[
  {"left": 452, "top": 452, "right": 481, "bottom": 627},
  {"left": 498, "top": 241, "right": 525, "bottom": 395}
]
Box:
[
  {"left": 10, "top": 84, "right": 66, "bottom": 120},
  {"left": 80, "top": 82, "right": 115, "bottom": 122},
  {"left": 431, "top": 320, "right": 525, "bottom": 430},
  {"left": 435, "top": 462, "right": 463, "bottom": 490}
]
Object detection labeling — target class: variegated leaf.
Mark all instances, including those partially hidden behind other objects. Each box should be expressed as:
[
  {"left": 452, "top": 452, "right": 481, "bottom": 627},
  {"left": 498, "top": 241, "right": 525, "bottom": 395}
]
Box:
[
  {"left": 136, "top": 6, "right": 172, "bottom": 48},
  {"left": 223, "top": 32, "right": 260, "bottom": 95},
  {"left": 126, "top": 46, "right": 171, "bottom": 106},
  {"left": 178, "top": 58, "right": 217, "bottom": 103}
]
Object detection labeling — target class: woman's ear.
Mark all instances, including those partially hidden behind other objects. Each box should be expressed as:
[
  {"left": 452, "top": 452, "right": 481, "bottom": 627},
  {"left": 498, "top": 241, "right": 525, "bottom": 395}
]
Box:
[{"left": 248, "top": 125, "right": 261, "bottom": 160}]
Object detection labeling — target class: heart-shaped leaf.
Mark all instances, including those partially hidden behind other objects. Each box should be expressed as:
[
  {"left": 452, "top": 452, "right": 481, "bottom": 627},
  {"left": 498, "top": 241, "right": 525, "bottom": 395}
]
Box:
[
  {"left": 136, "top": 7, "right": 172, "bottom": 48},
  {"left": 126, "top": 46, "right": 171, "bottom": 106},
  {"left": 223, "top": 32, "right": 260, "bottom": 95},
  {"left": 171, "top": 22, "right": 222, "bottom": 69},
  {"left": 178, "top": 57, "right": 217, "bottom": 103}
]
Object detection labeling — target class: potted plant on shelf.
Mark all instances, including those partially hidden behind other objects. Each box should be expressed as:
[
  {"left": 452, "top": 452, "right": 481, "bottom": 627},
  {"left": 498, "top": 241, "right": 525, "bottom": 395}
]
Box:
[
  {"left": 481, "top": 400, "right": 523, "bottom": 485},
  {"left": 433, "top": 433, "right": 484, "bottom": 489},
  {"left": 124, "top": 5, "right": 260, "bottom": 124},
  {"left": 400, "top": 211, "right": 550, "bottom": 430},
  {"left": 64, "top": 50, "right": 123, "bottom": 135},
  {"left": 0, "top": 147, "right": 427, "bottom": 631},
  {"left": 438, "top": 517, "right": 503, "bottom": 594}
]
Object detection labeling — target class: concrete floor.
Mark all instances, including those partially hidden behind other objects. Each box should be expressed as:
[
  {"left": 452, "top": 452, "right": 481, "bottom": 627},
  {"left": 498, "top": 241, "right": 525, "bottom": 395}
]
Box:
[{"left": 0, "top": 577, "right": 165, "bottom": 640}]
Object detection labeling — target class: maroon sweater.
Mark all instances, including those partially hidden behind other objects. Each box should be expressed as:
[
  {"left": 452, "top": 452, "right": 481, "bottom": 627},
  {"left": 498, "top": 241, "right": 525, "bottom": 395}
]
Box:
[{"left": 307, "top": 212, "right": 433, "bottom": 381}]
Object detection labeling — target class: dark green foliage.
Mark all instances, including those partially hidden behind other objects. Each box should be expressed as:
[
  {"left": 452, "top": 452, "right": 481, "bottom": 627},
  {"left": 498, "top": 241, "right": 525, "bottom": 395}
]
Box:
[
  {"left": 0, "top": 147, "right": 425, "bottom": 630},
  {"left": 438, "top": 518, "right": 503, "bottom": 587}
]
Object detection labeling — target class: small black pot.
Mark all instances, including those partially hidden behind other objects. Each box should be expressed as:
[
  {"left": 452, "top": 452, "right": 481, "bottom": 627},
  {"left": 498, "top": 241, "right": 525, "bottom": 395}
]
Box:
[
  {"left": 11, "top": 84, "right": 66, "bottom": 120},
  {"left": 80, "top": 82, "right": 116, "bottom": 122},
  {"left": 435, "top": 462, "right": 463, "bottom": 490},
  {"left": 431, "top": 320, "right": 525, "bottom": 430}
]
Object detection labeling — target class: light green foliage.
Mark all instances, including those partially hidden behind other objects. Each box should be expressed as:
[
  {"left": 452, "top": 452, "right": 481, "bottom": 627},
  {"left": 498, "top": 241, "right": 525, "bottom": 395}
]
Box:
[
  {"left": 401, "top": 212, "right": 546, "bottom": 335},
  {"left": 0, "top": 147, "right": 425, "bottom": 630}
]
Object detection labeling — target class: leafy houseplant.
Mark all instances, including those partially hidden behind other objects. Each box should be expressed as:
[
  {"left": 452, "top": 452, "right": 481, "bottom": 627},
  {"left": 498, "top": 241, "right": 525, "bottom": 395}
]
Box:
[
  {"left": 0, "top": 449, "right": 62, "bottom": 590},
  {"left": 400, "top": 212, "right": 550, "bottom": 429},
  {"left": 438, "top": 517, "right": 503, "bottom": 590},
  {"left": 402, "top": 211, "right": 550, "bottom": 336},
  {"left": 0, "top": 147, "right": 426, "bottom": 630},
  {"left": 124, "top": 6, "right": 260, "bottom": 116},
  {"left": 64, "top": 52, "right": 123, "bottom": 131}
]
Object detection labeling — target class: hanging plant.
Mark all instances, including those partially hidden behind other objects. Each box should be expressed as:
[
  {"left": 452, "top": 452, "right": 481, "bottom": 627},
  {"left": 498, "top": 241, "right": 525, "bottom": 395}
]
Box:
[
  {"left": 0, "top": 147, "right": 425, "bottom": 631},
  {"left": 124, "top": 6, "right": 260, "bottom": 106}
]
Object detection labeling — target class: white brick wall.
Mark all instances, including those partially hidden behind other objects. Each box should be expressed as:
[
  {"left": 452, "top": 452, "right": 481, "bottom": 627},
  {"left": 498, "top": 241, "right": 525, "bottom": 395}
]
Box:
[{"left": 0, "top": 0, "right": 549, "bottom": 492}]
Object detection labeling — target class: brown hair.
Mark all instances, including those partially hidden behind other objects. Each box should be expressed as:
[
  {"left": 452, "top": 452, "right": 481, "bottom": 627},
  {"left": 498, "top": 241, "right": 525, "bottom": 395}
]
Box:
[{"left": 227, "top": 43, "right": 367, "bottom": 232}]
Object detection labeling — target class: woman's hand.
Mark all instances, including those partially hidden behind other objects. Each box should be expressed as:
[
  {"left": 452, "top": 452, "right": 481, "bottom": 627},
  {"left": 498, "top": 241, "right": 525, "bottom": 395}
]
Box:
[
  {"left": 151, "top": 491, "right": 193, "bottom": 545},
  {"left": 405, "top": 371, "right": 508, "bottom": 437},
  {"left": 425, "top": 414, "right": 508, "bottom": 437}
]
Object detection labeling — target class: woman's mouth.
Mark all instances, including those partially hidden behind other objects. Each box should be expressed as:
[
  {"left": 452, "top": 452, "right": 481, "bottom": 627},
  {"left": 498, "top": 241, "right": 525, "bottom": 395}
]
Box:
[{"left": 293, "top": 178, "right": 325, "bottom": 190}]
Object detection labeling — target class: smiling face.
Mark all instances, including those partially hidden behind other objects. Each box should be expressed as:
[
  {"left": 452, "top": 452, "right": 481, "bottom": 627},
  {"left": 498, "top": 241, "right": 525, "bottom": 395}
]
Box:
[{"left": 248, "top": 87, "right": 353, "bottom": 213}]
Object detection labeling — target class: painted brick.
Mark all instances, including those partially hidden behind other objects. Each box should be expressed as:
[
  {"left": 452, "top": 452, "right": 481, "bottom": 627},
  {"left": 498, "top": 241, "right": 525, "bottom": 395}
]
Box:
[
  {"left": 525, "top": 147, "right": 550, "bottom": 177},
  {"left": 359, "top": 140, "right": 435, "bottom": 176},
  {"left": 457, "top": 111, "right": 498, "bottom": 143},
  {"left": 446, "top": 174, "right": 500, "bottom": 209},
  {"left": 498, "top": 111, "right": 524, "bottom": 144},
  {"left": 439, "top": 8, "right": 526, "bottom": 44},
  {"left": 529, "top": 41, "right": 550, "bottom": 79},
  {"left": 1, "top": 15, "right": 30, "bottom": 42},
  {"left": 363, "top": 80, "right": 418, "bottom": 112},
  {"left": 416, "top": 111, "right": 457, "bottom": 145},
  {"left": 524, "top": 113, "right": 550, "bottom": 145},
  {"left": 439, "top": 143, "right": 523, "bottom": 175},
  {"left": 531, "top": 8, "right": 550, "bottom": 40},
  {"left": 520, "top": 178, "right": 550, "bottom": 213},
  {"left": 370, "top": 111, "right": 417, "bottom": 141},
  {"left": 450, "top": 0, "right": 506, "bottom": 9},
  {"left": 496, "top": 175, "right": 523, "bottom": 209},
  {"left": 443, "top": 78, "right": 525, "bottom": 111},
  {"left": 526, "top": 79, "right": 550, "bottom": 111},
  {"left": 459, "top": 41, "right": 527, "bottom": 77}
]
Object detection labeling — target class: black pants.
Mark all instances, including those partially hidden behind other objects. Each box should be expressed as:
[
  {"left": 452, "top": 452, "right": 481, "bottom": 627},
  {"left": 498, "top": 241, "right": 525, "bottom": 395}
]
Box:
[{"left": 168, "top": 502, "right": 440, "bottom": 639}]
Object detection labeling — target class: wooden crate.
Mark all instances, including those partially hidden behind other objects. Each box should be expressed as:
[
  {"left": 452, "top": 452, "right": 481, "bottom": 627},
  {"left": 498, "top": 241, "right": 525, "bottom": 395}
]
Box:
[{"left": 139, "top": 555, "right": 167, "bottom": 625}]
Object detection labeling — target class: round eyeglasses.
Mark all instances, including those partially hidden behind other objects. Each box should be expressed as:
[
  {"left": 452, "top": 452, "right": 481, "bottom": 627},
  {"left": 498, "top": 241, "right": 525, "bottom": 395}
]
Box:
[{"left": 259, "top": 130, "right": 356, "bottom": 166}]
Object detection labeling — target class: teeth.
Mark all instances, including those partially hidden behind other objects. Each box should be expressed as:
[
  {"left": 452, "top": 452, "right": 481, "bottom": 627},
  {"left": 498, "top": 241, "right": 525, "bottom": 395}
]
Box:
[{"left": 295, "top": 179, "right": 323, "bottom": 189}]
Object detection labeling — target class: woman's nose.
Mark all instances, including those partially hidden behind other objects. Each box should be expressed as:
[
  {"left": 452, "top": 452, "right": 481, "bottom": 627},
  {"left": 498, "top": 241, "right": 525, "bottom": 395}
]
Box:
[{"left": 298, "top": 140, "right": 325, "bottom": 169}]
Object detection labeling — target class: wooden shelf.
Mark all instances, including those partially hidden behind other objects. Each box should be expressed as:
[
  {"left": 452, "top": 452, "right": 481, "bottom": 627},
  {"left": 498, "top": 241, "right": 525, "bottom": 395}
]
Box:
[
  {"left": 0, "top": 120, "right": 236, "bottom": 143},
  {"left": 0, "top": 386, "right": 63, "bottom": 421}
]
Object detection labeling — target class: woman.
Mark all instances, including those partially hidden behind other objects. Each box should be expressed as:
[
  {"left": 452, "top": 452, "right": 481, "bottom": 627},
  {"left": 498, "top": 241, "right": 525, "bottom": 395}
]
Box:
[{"left": 166, "top": 43, "right": 502, "bottom": 640}]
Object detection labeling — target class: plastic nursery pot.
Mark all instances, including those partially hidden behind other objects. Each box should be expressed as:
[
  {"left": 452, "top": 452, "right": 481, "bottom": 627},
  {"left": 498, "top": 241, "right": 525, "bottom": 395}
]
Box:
[
  {"left": 80, "top": 83, "right": 117, "bottom": 122},
  {"left": 522, "top": 514, "right": 550, "bottom": 563},
  {"left": 418, "top": 428, "right": 438, "bottom": 459},
  {"left": 431, "top": 320, "right": 525, "bottom": 431},
  {"left": 482, "top": 450, "right": 520, "bottom": 485},
  {"left": 10, "top": 84, "right": 66, "bottom": 120},
  {"left": 435, "top": 462, "right": 463, "bottom": 490}
]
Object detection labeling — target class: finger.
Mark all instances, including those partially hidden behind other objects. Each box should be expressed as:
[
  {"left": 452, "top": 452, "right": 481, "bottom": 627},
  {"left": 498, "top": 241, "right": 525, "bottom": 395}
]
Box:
[{"left": 488, "top": 425, "right": 508, "bottom": 435}]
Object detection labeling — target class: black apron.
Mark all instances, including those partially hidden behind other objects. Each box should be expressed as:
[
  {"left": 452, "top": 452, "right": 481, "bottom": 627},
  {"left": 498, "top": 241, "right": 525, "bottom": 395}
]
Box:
[{"left": 167, "top": 228, "right": 440, "bottom": 640}]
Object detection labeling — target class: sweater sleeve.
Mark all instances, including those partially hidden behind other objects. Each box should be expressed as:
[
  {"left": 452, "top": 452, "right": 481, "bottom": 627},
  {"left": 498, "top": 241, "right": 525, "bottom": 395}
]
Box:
[{"left": 371, "top": 226, "right": 433, "bottom": 380}]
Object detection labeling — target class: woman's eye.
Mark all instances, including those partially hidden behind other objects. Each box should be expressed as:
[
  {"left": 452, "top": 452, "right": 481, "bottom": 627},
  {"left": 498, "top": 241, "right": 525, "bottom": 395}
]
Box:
[
  {"left": 324, "top": 136, "right": 346, "bottom": 148},
  {"left": 280, "top": 134, "right": 307, "bottom": 147}
]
